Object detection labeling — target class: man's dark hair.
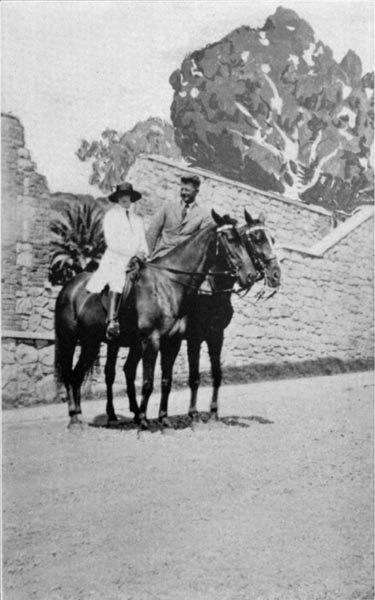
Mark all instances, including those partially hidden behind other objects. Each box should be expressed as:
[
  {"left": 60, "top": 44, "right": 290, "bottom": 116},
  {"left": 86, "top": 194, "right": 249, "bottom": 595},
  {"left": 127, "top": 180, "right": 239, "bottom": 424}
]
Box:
[{"left": 181, "top": 175, "right": 201, "bottom": 188}]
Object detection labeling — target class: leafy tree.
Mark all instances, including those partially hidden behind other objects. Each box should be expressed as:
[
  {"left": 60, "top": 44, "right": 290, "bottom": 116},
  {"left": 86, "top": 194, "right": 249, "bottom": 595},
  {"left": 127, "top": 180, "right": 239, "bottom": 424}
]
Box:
[
  {"left": 76, "top": 117, "right": 182, "bottom": 193},
  {"left": 169, "top": 7, "right": 374, "bottom": 211},
  {"left": 49, "top": 201, "right": 105, "bottom": 285}
]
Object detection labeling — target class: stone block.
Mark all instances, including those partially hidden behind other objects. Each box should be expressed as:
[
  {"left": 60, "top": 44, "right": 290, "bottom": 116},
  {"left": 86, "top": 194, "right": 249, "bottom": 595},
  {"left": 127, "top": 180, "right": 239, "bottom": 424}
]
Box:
[
  {"left": 2, "top": 364, "right": 18, "bottom": 387},
  {"left": 35, "top": 374, "right": 58, "bottom": 403},
  {"left": 38, "top": 346, "right": 55, "bottom": 367},
  {"left": 16, "top": 297, "right": 33, "bottom": 314},
  {"left": 24, "top": 362, "right": 38, "bottom": 377},
  {"left": 41, "top": 317, "right": 54, "bottom": 330},
  {"left": 2, "top": 346, "right": 16, "bottom": 365},
  {"left": 15, "top": 343, "right": 38, "bottom": 364},
  {"left": 17, "top": 386, "right": 37, "bottom": 406},
  {"left": 2, "top": 382, "right": 20, "bottom": 406},
  {"left": 28, "top": 286, "right": 43, "bottom": 297},
  {"left": 33, "top": 296, "right": 49, "bottom": 308},
  {"left": 17, "top": 251, "right": 33, "bottom": 268},
  {"left": 29, "top": 313, "right": 42, "bottom": 330}
]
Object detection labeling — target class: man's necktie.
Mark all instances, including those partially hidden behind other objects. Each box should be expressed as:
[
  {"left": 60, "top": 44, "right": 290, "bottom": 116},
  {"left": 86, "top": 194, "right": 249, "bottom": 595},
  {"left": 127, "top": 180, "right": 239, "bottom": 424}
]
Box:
[{"left": 181, "top": 204, "right": 188, "bottom": 221}]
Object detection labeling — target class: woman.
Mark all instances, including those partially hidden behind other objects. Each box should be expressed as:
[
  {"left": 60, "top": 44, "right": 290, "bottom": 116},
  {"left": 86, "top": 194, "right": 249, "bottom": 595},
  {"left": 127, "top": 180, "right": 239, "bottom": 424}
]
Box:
[{"left": 86, "top": 182, "right": 148, "bottom": 339}]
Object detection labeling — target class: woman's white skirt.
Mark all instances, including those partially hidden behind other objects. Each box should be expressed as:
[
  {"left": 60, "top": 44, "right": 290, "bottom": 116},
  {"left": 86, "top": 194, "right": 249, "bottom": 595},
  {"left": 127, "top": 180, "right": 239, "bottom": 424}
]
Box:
[{"left": 86, "top": 250, "right": 130, "bottom": 294}]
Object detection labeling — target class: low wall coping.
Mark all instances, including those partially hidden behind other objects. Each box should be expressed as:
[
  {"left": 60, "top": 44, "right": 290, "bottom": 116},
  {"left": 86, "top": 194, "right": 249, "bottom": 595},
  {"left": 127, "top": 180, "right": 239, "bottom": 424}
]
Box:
[
  {"left": 137, "top": 154, "right": 333, "bottom": 217},
  {"left": 2, "top": 330, "right": 55, "bottom": 341},
  {"left": 276, "top": 206, "right": 374, "bottom": 258}
]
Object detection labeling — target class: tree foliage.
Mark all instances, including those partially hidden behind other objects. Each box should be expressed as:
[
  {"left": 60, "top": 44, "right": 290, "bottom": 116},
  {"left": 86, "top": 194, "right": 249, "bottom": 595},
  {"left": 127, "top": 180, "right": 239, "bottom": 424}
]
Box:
[
  {"left": 169, "top": 7, "right": 374, "bottom": 211},
  {"left": 49, "top": 201, "right": 105, "bottom": 285},
  {"left": 76, "top": 117, "right": 182, "bottom": 193}
]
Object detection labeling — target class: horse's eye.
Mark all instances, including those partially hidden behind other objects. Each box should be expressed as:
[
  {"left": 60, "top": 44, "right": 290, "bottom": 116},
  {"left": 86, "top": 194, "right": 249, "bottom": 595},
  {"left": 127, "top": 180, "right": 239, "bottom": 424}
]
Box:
[{"left": 271, "top": 237, "right": 275, "bottom": 245}]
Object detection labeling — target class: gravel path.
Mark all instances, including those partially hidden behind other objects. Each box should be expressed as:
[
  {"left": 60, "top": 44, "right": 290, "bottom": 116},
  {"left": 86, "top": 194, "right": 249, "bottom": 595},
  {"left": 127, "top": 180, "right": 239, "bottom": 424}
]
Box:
[{"left": 3, "top": 372, "right": 374, "bottom": 600}]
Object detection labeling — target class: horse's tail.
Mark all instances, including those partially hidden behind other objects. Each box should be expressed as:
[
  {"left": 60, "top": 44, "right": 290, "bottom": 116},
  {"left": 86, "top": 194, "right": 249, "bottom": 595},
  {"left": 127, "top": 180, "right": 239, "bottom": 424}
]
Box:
[
  {"left": 54, "top": 287, "right": 78, "bottom": 389},
  {"left": 54, "top": 314, "right": 64, "bottom": 387}
]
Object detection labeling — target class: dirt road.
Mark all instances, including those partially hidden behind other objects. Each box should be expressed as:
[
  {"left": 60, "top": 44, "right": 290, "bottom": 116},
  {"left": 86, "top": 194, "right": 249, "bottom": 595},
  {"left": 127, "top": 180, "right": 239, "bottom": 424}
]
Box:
[{"left": 3, "top": 372, "right": 374, "bottom": 600}]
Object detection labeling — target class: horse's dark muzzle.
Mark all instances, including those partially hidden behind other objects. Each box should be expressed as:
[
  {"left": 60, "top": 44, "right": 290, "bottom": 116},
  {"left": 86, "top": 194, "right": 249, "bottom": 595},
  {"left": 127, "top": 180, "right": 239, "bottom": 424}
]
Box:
[
  {"left": 268, "top": 265, "right": 281, "bottom": 288},
  {"left": 247, "top": 273, "right": 257, "bottom": 286}
]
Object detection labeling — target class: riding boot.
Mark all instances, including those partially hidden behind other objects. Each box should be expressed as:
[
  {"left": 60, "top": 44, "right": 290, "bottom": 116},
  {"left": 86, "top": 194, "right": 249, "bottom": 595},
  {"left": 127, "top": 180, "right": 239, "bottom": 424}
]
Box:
[{"left": 106, "top": 291, "right": 122, "bottom": 340}]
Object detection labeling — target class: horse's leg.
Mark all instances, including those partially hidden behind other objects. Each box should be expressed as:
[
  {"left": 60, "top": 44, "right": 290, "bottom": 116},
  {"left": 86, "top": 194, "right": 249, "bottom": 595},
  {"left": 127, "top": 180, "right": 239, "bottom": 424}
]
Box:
[
  {"left": 105, "top": 343, "right": 120, "bottom": 423},
  {"left": 138, "top": 336, "right": 159, "bottom": 429},
  {"left": 159, "top": 336, "right": 182, "bottom": 428},
  {"left": 207, "top": 329, "right": 224, "bottom": 419},
  {"left": 55, "top": 328, "right": 78, "bottom": 419},
  {"left": 187, "top": 335, "right": 202, "bottom": 421},
  {"left": 124, "top": 341, "right": 142, "bottom": 422},
  {"left": 70, "top": 337, "right": 101, "bottom": 426}
]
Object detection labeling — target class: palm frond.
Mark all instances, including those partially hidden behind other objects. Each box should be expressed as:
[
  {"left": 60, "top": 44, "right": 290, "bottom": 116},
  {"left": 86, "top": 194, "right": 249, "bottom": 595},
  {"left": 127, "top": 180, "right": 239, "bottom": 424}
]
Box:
[{"left": 49, "top": 201, "right": 105, "bottom": 285}]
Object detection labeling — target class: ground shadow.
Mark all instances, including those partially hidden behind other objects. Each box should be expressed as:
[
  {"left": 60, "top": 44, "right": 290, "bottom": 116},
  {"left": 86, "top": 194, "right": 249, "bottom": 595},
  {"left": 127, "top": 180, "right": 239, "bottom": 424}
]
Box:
[{"left": 89, "top": 411, "right": 274, "bottom": 433}]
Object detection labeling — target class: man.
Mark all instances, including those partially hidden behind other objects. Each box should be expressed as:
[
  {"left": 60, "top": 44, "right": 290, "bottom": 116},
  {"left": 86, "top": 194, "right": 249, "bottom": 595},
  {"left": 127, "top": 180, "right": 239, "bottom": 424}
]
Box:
[
  {"left": 86, "top": 182, "right": 148, "bottom": 340},
  {"left": 146, "top": 174, "right": 212, "bottom": 259}
]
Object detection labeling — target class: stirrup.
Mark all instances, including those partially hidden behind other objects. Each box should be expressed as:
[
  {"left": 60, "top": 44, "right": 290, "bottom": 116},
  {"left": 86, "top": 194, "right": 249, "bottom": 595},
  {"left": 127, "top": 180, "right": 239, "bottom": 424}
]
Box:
[{"left": 106, "top": 319, "right": 120, "bottom": 340}]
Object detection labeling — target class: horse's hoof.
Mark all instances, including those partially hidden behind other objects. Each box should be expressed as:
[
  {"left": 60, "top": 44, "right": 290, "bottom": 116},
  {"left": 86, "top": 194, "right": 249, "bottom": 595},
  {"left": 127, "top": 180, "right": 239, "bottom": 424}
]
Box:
[
  {"left": 139, "top": 418, "right": 149, "bottom": 431},
  {"left": 160, "top": 416, "right": 173, "bottom": 430},
  {"left": 189, "top": 411, "right": 199, "bottom": 422},
  {"left": 68, "top": 417, "right": 84, "bottom": 429}
]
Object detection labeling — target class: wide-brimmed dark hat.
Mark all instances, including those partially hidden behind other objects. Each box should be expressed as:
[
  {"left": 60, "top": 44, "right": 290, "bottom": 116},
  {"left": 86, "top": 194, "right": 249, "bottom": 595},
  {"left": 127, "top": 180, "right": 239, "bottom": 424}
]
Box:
[
  {"left": 181, "top": 174, "right": 201, "bottom": 188},
  {"left": 108, "top": 182, "right": 142, "bottom": 203}
]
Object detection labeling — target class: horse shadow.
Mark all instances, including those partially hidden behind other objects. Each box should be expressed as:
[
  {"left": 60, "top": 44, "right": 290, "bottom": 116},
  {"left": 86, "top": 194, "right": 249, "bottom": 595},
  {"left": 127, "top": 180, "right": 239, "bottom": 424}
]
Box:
[{"left": 89, "top": 412, "right": 274, "bottom": 433}]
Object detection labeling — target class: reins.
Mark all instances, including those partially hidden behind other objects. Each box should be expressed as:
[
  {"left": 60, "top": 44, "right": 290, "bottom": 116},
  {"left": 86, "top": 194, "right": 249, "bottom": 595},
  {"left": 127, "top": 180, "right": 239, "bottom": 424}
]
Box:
[
  {"left": 143, "top": 224, "right": 246, "bottom": 289},
  {"left": 144, "top": 258, "right": 247, "bottom": 295},
  {"left": 139, "top": 222, "right": 279, "bottom": 301},
  {"left": 144, "top": 262, "right": 236, "bottom": 278}
]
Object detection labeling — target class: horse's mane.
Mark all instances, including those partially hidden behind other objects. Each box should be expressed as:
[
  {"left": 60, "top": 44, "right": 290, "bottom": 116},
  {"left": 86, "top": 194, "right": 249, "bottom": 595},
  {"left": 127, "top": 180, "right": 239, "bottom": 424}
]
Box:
[
  {"left": 149, "top": 222, "right": 216, "bottom": 264},
  {"left": 149, "top": 214, "right": 238, "bottom": 264}
]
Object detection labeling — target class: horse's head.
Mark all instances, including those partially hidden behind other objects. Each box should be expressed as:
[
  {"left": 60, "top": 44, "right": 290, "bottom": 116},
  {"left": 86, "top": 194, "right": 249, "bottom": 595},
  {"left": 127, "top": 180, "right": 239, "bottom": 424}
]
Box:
[
  {"left": 211, "top": 209, "right": 257, "bottom": 289},
  {"left": 241, "top": 210, "right": 281, "bottom": 288}
]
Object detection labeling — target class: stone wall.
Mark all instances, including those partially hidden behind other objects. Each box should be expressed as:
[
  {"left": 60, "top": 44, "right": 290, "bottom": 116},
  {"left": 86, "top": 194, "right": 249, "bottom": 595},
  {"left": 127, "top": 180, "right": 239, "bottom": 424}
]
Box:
[
  {"left": 1, "top": 114, "right": 52, "bottom": 329},
  {"left": 222, "top": 214, "right": 374, "bottom": 376},
  {"left": 128, "top": 155, "right": 333, "bottom": 247},
  {"left": 1, "top": 113, "right": 58, "bottom": 405}
]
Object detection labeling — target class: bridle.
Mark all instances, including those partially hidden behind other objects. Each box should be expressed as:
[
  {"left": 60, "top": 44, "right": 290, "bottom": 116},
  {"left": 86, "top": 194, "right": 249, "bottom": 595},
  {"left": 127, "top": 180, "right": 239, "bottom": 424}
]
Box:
[
  {"left": 242, "top": 224, "right": 279, "bottom": 302},
  {"left": 242, "top": 224, "right": 277, "bottom": 283},
  {"left": 144, "top": 223, "right": 251, "bottom": 291}
]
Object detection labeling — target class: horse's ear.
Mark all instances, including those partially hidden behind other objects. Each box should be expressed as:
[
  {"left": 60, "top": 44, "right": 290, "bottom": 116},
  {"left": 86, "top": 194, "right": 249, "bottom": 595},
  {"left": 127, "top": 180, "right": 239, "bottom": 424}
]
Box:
[
  {"left": 244, "top": 209, "right": 254, "bottom": 225},
  {"left": 211, "top": 209, "right": 224, "bottom": 225},
  {"left": 258, "top": 211, "right": 266, "bottom": 224}
]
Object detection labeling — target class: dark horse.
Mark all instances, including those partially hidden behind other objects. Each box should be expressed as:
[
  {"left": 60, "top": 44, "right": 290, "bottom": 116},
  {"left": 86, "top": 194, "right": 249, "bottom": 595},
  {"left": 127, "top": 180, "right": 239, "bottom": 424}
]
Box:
[
  {"left": 186, "top": 210, "right": 281, "bottom": 420},
  {"left": 55, "top": 210, "right": 256, "bottom": 428},
  {"left": 103, "top": 210, "right": 281, "bottom": 424}
]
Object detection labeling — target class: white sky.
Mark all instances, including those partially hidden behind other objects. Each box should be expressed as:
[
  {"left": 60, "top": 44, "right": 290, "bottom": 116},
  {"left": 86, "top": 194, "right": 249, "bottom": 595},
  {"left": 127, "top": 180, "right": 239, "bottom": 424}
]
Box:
[{"left": 1, "top": 0, "right": 374, "bottom": 194}]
